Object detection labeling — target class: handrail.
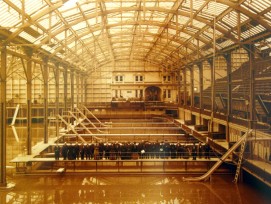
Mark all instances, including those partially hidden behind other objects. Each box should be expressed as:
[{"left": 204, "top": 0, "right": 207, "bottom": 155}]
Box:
[
  {"left": 75, "top": 107, "right": 105, "bottom": 133},
  {"left": 81, "top": 105, "right": 105, "bottom": 126},
  {"left": 57, "top": 114, "right": 87, "bottom": 143},
  {"left": 183, "top": 129, "right": 252, "bottom": 182}
]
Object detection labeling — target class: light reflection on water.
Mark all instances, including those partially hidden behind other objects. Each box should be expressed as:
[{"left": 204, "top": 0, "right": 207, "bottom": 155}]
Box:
[
  {"left": 6, "top": 123, "right": 53, "bottom": 162},
  {"left": 1, "top": 174, "right": 270, "bottom": 204}
]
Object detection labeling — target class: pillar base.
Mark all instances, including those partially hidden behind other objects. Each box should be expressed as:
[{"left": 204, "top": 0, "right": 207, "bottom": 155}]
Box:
[{"left": 0, "top": 182, "right": 15, "bottom": 191}]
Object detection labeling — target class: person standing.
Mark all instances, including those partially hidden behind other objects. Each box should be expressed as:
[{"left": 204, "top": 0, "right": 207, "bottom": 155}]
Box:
[
  {"left": 75, "top": 142, "right": 80, "bottom": 160},
  {"left": 192, "top": 144, "right": 197, "bottom": 160},
  {"left": 54, "top": 145, "right": 60, "bottom": 160},
  {"left": 80, "top": 143, "right": 85, "bottom": 160},
  {"left": 61, "top": 142, "right": 68, "bottom": 160},
  {"left": 198, "top": 142, "right": 202, "bottom": 159},
  {"left": 85, "top": 143, "right": 91, "bottom": 160},
  {"left": 204, "top": 144, "right": 210, "bottom": 159}
]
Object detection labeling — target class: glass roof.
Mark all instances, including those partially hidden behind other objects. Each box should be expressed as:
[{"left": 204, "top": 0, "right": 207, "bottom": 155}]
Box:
[{"left": 0, "top": 0, "right": 270, "bottom": 72}]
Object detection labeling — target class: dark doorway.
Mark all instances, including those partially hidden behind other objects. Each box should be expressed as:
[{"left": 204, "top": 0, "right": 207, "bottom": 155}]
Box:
[{"left": 145, "top": 86, "right": 161, "bottom": 101}]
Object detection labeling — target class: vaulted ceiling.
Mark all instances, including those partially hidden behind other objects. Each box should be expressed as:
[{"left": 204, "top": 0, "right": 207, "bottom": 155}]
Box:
[{"left": 0, "top": 0, "right": 270, "bottom": 73}]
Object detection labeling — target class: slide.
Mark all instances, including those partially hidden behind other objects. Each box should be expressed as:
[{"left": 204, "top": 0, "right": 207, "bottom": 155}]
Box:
[{"left": 183, "top": 129, "right": 252, "bottom": 182}]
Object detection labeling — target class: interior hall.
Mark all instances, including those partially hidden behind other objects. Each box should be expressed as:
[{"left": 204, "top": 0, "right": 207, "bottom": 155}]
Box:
[{"left": 0, "top": 0, "right": 271, "bottom": 203}]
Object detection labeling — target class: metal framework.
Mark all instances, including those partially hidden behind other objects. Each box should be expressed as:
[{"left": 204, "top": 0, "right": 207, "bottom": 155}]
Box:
[{"left": 0, "top": 0, "right": 270, "bottom": 72}]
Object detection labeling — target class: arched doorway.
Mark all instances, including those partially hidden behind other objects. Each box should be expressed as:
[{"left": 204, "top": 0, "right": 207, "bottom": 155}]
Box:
[{"left": 145, "top": 86, "right": 161, "bottom": 101}]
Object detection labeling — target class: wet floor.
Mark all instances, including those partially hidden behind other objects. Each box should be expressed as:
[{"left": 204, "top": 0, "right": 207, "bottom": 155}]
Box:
[{"left": 1, "top": 174, "right": 270, "bottom": 204}]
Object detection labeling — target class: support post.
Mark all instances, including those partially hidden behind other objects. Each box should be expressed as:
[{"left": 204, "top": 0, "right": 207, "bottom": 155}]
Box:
[
  {"left": 190, "top": 65, "right": 194, "bottom": 107},
  {"left": 225, "top": 53, "right": 232, "bottom": 142},
  {"left": 70, "top": 69, "right": 75, "bottom": 109},
  {"left": 248, "top": 46, "right": 255, "bottom": 129},
  {"left": 198, "top": 62, "right": 203, "bottom": 124},
  {"left": 84, "top": 77, "right": 88, "bottom": 105},
  {"left": 54, "top": 63, "right": 60, "bottom": 138},
  {"left": 80, "top": 73, "right": 84, "bottom": 105},
  {"left": 24, "top": 47, "right": 33, "bottom": 155},
  {"left": 76, "top": 71, "right": 80, "bottom": 107},
  {"left": 63, "top": 67, "right": 68, "bottom": 113},
  {"left": 42, "top": 57, "right": 49, "bottom": 143},
  {"left": 0, "top": 46, "right": 7, "bottom": 187},
  {"left": 183, "top": 67, "right": 187, "bottom": 121},
  {"left": 209, "top": 58, "right": 215, "bottom": 132}
]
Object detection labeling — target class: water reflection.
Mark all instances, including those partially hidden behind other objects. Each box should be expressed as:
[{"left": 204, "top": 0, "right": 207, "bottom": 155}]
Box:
[{"left": 1, "top": 175, "right": 270, "bottom": 204}]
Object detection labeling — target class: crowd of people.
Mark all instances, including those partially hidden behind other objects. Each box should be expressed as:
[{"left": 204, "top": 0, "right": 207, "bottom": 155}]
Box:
[{"left": 54, "top": 141, "right": 211, "bottom": 161}]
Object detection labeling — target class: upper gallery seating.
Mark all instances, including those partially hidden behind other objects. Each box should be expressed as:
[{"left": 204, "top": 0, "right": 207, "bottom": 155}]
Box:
[{"left": 194, "top": 57, "right": 271, "bottom": 127}]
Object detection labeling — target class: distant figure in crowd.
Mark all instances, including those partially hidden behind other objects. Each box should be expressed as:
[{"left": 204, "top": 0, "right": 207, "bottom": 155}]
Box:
[
  {"left": 75, "top": 142, "right": 80, "bottom": 160},
  {"left": 192, "top": 144, "right": 197, "bottom": 160},
  {"left": 61, "top": 142, "right": 68, "bottom": 160},
  {"left": 54, "top": 145, "right": 60, "bottom": 160}
]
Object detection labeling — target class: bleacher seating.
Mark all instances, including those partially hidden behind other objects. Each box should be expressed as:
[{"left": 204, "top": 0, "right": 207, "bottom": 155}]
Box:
[{"left": 198, "top": 57, "right": 271, "bottom": 125}]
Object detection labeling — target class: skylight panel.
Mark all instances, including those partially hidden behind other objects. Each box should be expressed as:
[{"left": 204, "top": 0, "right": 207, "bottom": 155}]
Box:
[
  {"left": 179, "top": 32, "right": 191, "bottom": 39},
  {"left": 138, "top": 41, "right": 152, "bottom": 47},
  {"left": 147, "top": 26, "right": 159, "bottom": 34},
  {"left": 55, "top": 31, "right": 66, "bottom": 41},
  {"left": 241, "top": 25, "right": 266, "bottom": 39},
  {"left": 197, "top": 12, "right": 215, "bottom": 21},
  {"left": 0, "top": 3, "right": 20, "bottom": 28},
  {"left": 192, "top": 19, "right": 206, "bottom": 29},
  {"left": 107, "top": 17, "right": 121, "bottom": 24},
  {"left": 144, "top": 36, "right": 154, "bottom": 42},
  {"left": 10, "top": 0, "right": 21, "bottom": 8},
  {"left": 50, "top": 21, "right": 65, "bottom": 35},
  {"left": 41, "top": 44, "right": 51, "bottom": 53},
  {"left": 145, "top": 2, "right": 156, "bottom": 8},
  {"left": 38, "top": 14, "right": 50, "bottom": 29},
  {"left": 67, "top": 41, "right": 76, "bottom": 49},
  {"left": 105, "top": 2, "right": 121, "bottom": 9},
  {"left": 71, "top": 21, "right": 87, "bottom": 31},
  {"left": 121, "top": 2, "right": 137, "bottom": 7},
  {"left": 23, "top": 25, "right": 42, "bottom": 38},
  {"left": 147, "top": 11, "right": 166, "bottom": 22},
  {"left": 181, "top": 0, "right": 205, "bottom": 11},
  {"left": 171, "top": 40, "right": 181, "bottom": 47},
  {"left": 80, "top": 33, "right": 92, "bottom": 40},
  {"left": 158, "top": 2, "right": 174, "bottom": 9},
  {"left": 221, "top": 11, "right": 249, "bottom": 29},
  {"left": 177, "top": 16, "right": 190, "bottom": 25},
  {"left": 108, "top": 28, "right": 119, "bottom": 35},
  {"left": 87, "top": 17, "right": 102, "bottom": 25},
  {"left": 265, "top": 12, "right": 271, "bottom": 22},
  {"left": 219, "top": 39, "right": 234, "bottom": 48},
  {"left": 24, "top": 0, "right": 46, "bottom": 15},
  {"left": 92, "top": 30, "right": 102, "bottom": 36},
  {"left": 142, "top": 11, "right": 153, "bottom": 20},
  {"left": 216, "top": 21, "right": 231, "bottom": 31},
  {"left": 59, "top": 0, "right": 80, "bottom": 11},
  {"left": 18, "top": 31, "right": 36, "bottom": 43},
  {"left": 201, "top": 31, "right": 212, "bottom": 41},
  {"left": 186, "top": 26, "right": 199, "bottom": 34},
  {"left": 242, "top": 0, "right": 270, "bottom": 14},
  {"left": 168, "top": 28, "right": 177, "bottom": 35},
  {"left": 197, "top": 39, "right": 205, "bottom": 48},
  {"left": 56, "top": 52, "right": 64, "bottom": 58},
  {"left": 204, "top": 1, "right": 228, "bottom": 16},
  {"left": 80, "top": 2, "right": 96, "bottom": 11},
  {"left": 63, "top": 11, "right": 82, "bottom": 23}
]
